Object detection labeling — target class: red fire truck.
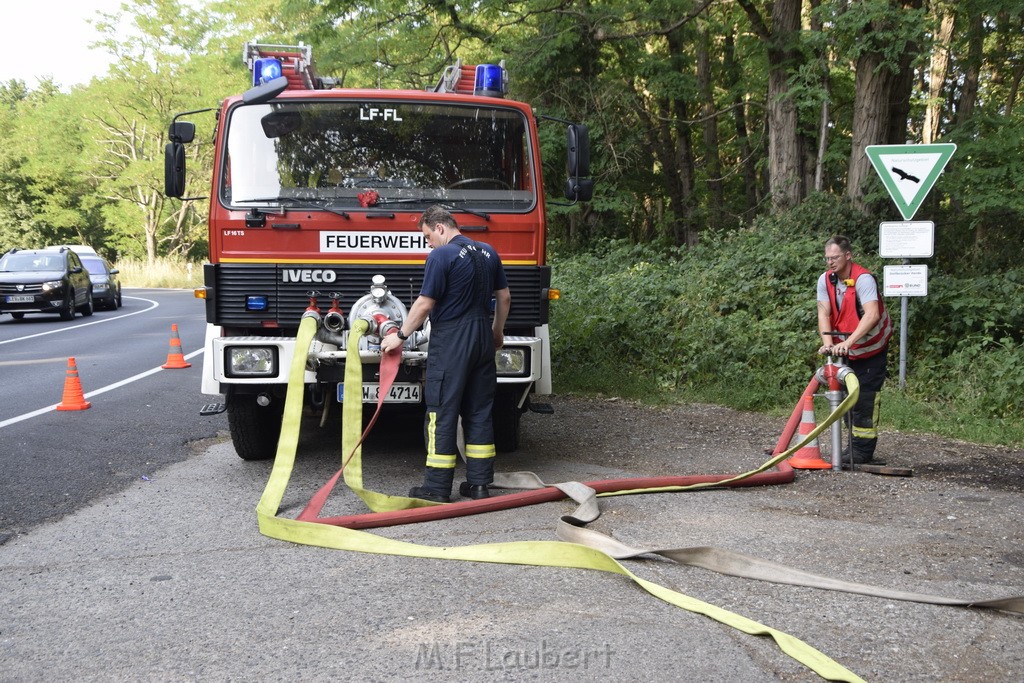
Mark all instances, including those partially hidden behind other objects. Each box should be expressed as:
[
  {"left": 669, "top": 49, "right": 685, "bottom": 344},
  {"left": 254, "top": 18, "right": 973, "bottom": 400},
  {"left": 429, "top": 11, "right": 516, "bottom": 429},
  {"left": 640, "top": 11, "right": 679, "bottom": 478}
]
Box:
[{"left": 165, "top": 44, "right": 592, "bottom": 460}]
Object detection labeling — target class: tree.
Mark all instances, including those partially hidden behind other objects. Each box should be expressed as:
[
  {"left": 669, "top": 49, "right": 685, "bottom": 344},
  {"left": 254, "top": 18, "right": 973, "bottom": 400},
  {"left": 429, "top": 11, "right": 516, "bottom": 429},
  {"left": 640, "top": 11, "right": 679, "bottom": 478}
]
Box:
[
  {"left": 0, "top": 81, "right": 104, "bottom": 249},
  {"left": 87, "top": 0, "right": 241, "bottom": 262},
  {"left": 3, "top": 0, "right": 1022, "bottom": 270},
  {"left": 737, "top": 0, "right": 804, "bottom": 212},
  {"left": 831, "top": 0, "right": 927, "bottom": 210}
]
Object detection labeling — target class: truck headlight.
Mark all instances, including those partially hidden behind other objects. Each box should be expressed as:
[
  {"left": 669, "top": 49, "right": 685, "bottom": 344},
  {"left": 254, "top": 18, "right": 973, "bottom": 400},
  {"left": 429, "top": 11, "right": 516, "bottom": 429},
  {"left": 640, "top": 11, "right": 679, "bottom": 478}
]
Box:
[
  {"left": 225, "top": 346, "right": 278, "bottom": 377},
  {"left": 495, "top": 347, "right": 528, "bottom": 376}
]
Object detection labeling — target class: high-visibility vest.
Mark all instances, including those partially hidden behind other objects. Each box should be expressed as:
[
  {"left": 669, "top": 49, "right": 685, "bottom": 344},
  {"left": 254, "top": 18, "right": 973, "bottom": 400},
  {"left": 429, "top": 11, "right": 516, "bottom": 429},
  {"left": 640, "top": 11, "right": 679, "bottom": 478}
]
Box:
[{"left": 825, "top": 262, "right": 893, "bottom": 359}]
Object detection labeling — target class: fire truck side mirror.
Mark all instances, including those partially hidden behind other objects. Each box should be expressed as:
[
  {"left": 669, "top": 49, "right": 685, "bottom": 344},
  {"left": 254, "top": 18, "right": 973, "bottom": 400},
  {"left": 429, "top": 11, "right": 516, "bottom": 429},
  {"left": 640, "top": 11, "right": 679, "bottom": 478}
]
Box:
[
  {"left": 165, "top": 142, "right": 186, "bottom": 198},
  {"left": 564, "top": 124, "right": 593, "bottom": 202},
  {"left": 564, "top": 178, "right": 594, "bottom": 203},
  {"left": 169, "top": 121, "right": 196, "bottom": 144},
  {"left": 566, "top": 124, "right": 590, "bottom": 178}
]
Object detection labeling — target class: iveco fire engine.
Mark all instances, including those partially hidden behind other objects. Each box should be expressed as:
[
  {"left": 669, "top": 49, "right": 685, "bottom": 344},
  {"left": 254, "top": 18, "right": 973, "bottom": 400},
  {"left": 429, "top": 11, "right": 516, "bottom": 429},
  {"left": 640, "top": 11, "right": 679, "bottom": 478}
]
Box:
[{"left": 165, "top": 44, "right": 593, "bottom": 460}]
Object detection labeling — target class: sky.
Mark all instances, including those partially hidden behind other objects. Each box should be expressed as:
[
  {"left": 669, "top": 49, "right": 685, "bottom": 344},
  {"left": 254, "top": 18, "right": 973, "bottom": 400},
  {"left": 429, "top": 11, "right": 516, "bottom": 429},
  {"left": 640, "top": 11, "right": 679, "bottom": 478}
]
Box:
[{"left": 3, "top": 1, "right": 125, "bottom": 89}]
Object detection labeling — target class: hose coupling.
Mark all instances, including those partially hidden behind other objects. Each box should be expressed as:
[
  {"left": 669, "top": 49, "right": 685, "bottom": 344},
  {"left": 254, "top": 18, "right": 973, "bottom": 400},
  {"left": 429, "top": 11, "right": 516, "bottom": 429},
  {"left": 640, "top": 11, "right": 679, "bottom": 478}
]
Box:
[
  {"left": 357, "top": 310, "right": 393, "bottom": 337},
  {"left": 832, "top": 364, "right": 855, "bottom": 383},
  {"left": 815, "top": 362, "right": 852, "bottom": 388},
  {"left": 323, "top": 309, "right": 346, "bottom": 332}
]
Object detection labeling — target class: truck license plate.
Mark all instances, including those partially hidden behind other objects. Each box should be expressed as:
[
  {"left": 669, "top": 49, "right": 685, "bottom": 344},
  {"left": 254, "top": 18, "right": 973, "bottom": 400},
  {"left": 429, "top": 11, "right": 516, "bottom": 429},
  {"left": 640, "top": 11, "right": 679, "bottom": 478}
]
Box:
[
  {"left": 5, "top": 295, "right": 33, "bottom": 303},
  {"left": 337, "top": 383, "right": 421, "bottom": 403}
]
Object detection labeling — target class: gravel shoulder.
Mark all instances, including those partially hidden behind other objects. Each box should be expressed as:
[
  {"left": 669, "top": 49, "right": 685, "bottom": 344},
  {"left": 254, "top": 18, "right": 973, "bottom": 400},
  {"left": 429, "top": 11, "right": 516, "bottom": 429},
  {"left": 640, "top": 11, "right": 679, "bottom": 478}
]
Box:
[{"left": 0, "top": 394, "right": 1021, "bottom": 682}]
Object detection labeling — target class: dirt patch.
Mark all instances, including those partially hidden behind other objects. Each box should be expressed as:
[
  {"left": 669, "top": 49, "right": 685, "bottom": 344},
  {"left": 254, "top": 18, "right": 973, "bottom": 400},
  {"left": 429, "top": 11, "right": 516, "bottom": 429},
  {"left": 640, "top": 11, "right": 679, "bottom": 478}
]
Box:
[{"left": 523, "top": 394, "right": 1024, "bottom": 492}]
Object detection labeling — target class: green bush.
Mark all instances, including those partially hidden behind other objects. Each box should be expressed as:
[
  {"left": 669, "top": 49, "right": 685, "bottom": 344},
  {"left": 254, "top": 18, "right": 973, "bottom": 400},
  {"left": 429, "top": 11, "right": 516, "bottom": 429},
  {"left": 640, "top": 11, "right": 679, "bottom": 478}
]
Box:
[{"left": 549, "top": 194, "right": 1024, "bottom": 445}]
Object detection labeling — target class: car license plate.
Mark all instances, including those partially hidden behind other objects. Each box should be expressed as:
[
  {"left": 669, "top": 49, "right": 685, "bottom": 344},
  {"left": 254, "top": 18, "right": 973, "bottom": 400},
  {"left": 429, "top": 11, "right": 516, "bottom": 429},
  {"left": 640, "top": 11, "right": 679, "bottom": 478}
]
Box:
[
  {"left": 5, "top": 295, "right": 33, "bottom": 303},
  {"left": 337, "top": 383, "right": 421, "bottom": 403}
]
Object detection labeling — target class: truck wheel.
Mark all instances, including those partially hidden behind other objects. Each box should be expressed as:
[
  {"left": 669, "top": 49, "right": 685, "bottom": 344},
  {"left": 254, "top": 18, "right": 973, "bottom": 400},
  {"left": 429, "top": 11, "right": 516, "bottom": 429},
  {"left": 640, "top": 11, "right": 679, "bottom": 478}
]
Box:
[
  {"left": 227, "top": 395, "right": 284, "bottom": 461},
  {"left": 492, "top": 388, "right": 521, "bottom": 453}
]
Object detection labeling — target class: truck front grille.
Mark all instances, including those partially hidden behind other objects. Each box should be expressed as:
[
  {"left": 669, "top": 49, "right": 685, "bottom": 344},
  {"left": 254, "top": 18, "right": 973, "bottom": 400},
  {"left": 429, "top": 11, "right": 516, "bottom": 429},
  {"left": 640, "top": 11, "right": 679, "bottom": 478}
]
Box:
[{"left": 208, "top": 263, "right": 548, "bottom": 330}]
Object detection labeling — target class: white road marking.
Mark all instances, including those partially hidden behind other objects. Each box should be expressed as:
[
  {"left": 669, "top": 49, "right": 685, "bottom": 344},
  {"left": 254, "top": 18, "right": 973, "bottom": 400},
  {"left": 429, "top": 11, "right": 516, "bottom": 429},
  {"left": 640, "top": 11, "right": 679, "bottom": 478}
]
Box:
[
  {"left": 0, "top": 348, "right": 205, "bottom": 429},
  {"left": 0, "top": 295, "right": 160, "bottom": 346},
  {"left": 0, "top": 357, "right": 68, "bottom": 367}
]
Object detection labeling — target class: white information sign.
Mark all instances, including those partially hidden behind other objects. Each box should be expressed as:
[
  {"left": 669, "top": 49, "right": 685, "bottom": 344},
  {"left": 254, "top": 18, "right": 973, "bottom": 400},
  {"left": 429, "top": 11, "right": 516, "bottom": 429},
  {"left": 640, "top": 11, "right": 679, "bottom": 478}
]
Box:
[
  {"left": 320, "top": 231, "right": 430, "bottom": 253},
  {"left": 879, "top": 221, "right": 934, "bottom": 258},
  {"left": 883, "top": 265, "right": 928, "bottom": 297}
]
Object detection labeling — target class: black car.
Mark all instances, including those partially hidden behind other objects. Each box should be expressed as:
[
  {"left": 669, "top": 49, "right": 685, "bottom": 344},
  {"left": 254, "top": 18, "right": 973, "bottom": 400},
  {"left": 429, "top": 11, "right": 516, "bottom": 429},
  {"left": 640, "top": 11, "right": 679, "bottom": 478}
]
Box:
[
  {"left": 0, "top": 248, "right": 94, "bottom": 320},
  {"left": 80, "top": 254, "right": 122, "bottom": 309}
]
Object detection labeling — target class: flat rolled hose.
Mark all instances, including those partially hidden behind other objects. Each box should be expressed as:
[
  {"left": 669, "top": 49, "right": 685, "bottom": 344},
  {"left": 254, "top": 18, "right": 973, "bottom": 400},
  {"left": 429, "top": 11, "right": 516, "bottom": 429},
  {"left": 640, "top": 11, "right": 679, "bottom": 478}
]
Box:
[{"left": 311, "top": 467, "right": 794, "bottom": 529}]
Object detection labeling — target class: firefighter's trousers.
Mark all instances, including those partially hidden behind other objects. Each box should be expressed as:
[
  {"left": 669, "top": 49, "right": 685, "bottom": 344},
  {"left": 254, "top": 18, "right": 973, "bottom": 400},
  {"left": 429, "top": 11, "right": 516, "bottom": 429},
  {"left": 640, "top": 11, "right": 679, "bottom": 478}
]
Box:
[
  {"left": 847, "top": 348, "right": 888, "bottom": 462},
  {"left": 421, "top": 316, "right": 497, "bottom": 494}
]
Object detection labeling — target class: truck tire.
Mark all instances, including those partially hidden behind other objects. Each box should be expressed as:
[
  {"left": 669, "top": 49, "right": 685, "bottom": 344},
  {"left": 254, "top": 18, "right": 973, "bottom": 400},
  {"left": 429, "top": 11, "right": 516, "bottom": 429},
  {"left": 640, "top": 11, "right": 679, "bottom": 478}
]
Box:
[
  {"left": 492, "top": 387, "right": 521, "bottom": 453},
  {"left": 227, "top": 395, "right": 284, "bottom": 461}
]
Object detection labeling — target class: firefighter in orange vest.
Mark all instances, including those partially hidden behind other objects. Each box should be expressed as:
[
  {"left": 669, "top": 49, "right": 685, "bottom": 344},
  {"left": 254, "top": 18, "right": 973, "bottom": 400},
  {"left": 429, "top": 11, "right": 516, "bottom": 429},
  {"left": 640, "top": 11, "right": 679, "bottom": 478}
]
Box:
[{"left": 817, "top": 235, "right": 894, "bottom": 465}]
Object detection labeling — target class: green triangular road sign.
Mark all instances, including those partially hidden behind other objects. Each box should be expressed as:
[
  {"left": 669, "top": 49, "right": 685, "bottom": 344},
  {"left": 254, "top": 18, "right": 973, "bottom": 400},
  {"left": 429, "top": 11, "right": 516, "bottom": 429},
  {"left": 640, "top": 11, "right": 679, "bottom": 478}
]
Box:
[{"left": 865, "top": 143, "right": 956, "bottom": 220}]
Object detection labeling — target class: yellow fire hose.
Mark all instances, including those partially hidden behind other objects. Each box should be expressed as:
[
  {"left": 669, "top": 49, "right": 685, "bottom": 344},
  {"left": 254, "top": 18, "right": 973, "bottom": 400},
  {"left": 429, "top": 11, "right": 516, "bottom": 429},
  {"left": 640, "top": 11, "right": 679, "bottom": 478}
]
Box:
[
  {"left": 255, "top": 317, "right": 866, "bottom": 681},
  {"left": 255, "top": 317, "right": 1024, "bottom": 681}
]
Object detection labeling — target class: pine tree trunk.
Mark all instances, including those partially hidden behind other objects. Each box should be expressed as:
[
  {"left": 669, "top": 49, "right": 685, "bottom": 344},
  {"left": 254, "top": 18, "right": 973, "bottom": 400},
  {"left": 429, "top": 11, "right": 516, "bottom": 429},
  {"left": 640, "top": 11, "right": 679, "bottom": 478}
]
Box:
[
  {"left": 956, "top": 14, "right": 984, "bottom": 124},
  {"left": 766, "top": 0, "right": 803, "bottom": 212},
  {"left": 697, "top": 31, "right": 724, "bottom": 231},
  {"left": 847, "top": 52, "right": 893, "bottom": 211},
  {"left": 723, "top": 30, "right": 759, "bottom": 221},
  {"left": 923, "top": 11, "right": 955, "bottom": 144}
]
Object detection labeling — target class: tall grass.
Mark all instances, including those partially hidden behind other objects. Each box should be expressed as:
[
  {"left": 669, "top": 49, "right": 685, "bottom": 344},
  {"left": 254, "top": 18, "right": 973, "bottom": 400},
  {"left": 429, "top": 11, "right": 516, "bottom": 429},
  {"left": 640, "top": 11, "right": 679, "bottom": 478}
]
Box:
[{"left": 114, "top": 257, "right": 204, "bottom": 289}]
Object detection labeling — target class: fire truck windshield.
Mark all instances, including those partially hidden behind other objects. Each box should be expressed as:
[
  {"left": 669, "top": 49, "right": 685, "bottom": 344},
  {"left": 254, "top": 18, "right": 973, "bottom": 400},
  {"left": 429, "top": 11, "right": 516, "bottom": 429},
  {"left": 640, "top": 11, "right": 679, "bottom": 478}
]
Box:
[{"left": 221, "top": 101, "right": 537, "bottom": 212}]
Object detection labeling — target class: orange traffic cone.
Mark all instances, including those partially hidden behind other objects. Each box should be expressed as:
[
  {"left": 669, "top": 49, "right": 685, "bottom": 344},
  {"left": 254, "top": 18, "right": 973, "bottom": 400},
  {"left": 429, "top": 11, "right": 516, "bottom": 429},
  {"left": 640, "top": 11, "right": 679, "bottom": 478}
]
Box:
[
  {"left": 56, "top": 357, "right": 92, "bottom": 411},
  {"left": 161, "top": 323, "right": 192, "bottom": 369},
  {"left": 788, "top": 394, "right": 830, "bottom": 469}
]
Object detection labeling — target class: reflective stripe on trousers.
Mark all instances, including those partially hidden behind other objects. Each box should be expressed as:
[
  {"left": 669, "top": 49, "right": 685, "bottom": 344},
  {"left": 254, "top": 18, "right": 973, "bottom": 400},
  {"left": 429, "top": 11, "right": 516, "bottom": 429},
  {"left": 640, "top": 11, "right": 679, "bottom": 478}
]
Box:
[{"left": 848, "top": 348, "right": 887, "bottom": 459}]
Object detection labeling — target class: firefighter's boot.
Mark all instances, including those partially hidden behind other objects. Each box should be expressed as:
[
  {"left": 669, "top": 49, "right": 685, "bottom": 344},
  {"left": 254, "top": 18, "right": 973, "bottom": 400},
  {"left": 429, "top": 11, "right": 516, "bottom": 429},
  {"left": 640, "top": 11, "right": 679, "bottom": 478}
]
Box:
[
  {"left": 461, "top": 443, "right": 495, "bottom": 499},
  {"left": 409, "top": 466, "right": 453, "bottom": 503},
  {"left": 459, "top": 482, "right": 491, "bottom": 499}
]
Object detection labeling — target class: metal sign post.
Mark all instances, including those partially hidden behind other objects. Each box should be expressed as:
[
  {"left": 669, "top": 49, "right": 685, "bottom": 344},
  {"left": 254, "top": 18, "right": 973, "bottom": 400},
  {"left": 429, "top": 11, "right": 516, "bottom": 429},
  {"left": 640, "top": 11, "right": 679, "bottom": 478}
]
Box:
[
  {"left": 882, "top": 261, "right": 929, "bottom": 389},
  {"left": 878, "top": 220, "right": 936, "bottom": 390},
  {"left": 879, "top": 220, "right": 934, "bottom": 390},
  {"left": 867, "top": 145, "right": 953, "bottom": 390},
  {"left": 868, "top": 143, "right": 955, "bottom": 391}
]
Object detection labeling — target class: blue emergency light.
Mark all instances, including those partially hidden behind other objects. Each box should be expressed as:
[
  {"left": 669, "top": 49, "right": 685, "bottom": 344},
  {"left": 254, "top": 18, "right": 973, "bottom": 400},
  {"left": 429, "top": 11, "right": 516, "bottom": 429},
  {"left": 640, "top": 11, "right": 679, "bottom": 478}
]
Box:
[
  {"left": 474, "top": 64, "right": 505, "bottom": 97},
  {"left": 253, "top": 58, "right": 283, "bottom": 86},
  {"left": 246, "top": 295, "right": 269, "bottom": 311}
]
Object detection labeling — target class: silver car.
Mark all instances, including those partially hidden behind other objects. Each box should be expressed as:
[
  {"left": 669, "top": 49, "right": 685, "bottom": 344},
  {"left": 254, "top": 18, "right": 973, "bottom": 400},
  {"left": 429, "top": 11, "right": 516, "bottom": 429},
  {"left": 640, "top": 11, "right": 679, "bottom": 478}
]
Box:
[{"left": 80, "top": 255, "right": 122, "bottom": 309}]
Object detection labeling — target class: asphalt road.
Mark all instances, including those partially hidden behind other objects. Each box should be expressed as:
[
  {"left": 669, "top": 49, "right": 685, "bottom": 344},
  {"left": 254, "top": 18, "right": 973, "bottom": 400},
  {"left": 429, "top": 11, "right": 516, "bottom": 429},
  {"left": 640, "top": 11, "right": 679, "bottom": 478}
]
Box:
[
  {"left": 1, "top": 296, "right": 1021, "bottom": 681},
  {"left": 0, "top": 289, "right": 223, "bottom": 537}
]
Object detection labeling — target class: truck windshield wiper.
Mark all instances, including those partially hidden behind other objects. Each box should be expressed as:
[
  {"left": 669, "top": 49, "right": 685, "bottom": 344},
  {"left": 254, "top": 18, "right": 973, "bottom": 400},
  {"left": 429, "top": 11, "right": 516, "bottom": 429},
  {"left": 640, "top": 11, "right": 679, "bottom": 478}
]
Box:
[
  {"left": 371, "top": 197, "right": 491, "bottom": 221},
  {"left": 235, "top": 197, "right": 350, "bottom": 219}
]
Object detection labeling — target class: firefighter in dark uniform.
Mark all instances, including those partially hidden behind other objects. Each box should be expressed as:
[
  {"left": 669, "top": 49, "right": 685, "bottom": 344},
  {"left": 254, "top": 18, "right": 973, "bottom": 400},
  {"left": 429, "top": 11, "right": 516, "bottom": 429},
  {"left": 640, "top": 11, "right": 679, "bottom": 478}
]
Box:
[{"left": 381, "top": 206, "right": 511, "bottom": 502}]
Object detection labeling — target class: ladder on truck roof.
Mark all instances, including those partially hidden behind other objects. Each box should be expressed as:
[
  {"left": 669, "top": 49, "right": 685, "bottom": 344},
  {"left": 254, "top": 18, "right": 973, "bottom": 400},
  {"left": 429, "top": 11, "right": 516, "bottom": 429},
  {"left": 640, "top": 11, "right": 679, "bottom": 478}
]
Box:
[{"left": 243, "top": 42, "right": 320, "bottom": 90}]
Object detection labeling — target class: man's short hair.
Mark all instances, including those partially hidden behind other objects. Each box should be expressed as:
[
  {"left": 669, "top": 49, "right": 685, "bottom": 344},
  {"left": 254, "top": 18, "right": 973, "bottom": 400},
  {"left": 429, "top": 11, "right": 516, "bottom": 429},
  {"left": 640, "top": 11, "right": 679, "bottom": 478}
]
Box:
[
  {"left": 825, "top": 235, "right": 852, "bottom": 253},
  {"left": 420, "top": 205, "right": 458, "bottom": 231}
]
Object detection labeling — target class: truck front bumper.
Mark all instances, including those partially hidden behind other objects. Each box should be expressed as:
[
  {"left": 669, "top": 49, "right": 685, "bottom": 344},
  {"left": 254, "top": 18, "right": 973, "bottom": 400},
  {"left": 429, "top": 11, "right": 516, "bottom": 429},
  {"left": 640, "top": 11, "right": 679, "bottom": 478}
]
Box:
[{"left": 201, "top": 325, "right": 544, "bottom": 395}]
